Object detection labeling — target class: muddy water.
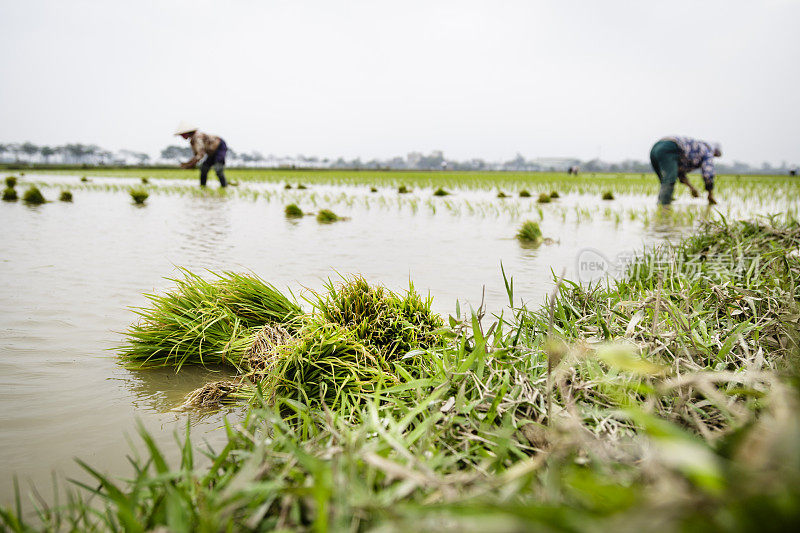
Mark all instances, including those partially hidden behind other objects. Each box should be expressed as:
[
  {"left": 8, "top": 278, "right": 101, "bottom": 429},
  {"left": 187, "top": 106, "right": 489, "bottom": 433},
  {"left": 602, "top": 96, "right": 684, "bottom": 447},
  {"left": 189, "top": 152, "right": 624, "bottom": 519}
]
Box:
[{"left": 0, "top": 175, "right": 752, "bottom": 506}]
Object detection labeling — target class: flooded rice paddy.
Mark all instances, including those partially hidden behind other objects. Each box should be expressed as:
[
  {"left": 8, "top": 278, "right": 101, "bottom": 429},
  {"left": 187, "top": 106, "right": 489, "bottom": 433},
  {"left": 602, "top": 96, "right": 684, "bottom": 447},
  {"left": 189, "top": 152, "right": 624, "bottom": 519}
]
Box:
[{"left": 1, "top": 172, "right": 796, "bottom": 505}]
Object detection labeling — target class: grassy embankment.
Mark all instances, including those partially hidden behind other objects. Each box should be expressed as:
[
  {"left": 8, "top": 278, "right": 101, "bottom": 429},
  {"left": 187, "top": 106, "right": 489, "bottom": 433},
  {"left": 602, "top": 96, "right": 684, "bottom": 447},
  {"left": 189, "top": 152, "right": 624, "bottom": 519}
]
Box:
[{"left": 2, "top": 216, "right": 800, "bottom": 531}]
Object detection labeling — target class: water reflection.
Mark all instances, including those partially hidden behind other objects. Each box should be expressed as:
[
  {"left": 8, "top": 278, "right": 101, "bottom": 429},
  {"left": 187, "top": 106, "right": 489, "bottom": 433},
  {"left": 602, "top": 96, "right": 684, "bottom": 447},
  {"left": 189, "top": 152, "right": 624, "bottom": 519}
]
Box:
[
  {"left": 176, "top": 195, "right": 234, "bottom": 266},
  {"left": 121, "top": 365, "right": 238, "bottom": 413}
]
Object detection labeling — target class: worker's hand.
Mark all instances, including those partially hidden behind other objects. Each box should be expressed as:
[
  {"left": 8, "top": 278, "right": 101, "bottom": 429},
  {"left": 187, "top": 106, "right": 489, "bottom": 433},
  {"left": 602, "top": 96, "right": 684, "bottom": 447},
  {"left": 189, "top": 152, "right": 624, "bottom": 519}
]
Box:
[
  {"left": 180, "top": 161, "right": 193, "bottom": 169},
  {"left": 689, "top": 187, "right": 700, "bottom": 198},
  {"left": 707, "top": 192, "right": 717, "bottom": 205}
]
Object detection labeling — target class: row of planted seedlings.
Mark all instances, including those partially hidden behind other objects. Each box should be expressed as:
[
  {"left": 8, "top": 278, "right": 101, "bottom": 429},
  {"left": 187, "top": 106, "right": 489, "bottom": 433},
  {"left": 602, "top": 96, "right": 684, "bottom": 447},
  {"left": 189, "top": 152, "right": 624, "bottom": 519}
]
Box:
[
  {"left": 16, "top": 174, "right": 796, "bottom": 228},
  {"left": 5, "top": 216, "right": 800, "bottom": 530},
  {"left": 33, "top": 166, "right": 800, "bottom": 203}
]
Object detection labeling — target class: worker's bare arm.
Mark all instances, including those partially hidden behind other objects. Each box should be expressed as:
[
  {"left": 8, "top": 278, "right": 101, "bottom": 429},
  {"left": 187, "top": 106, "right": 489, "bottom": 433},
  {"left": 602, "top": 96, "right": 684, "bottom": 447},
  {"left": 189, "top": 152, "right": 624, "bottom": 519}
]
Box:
[{"left": 678, "top": 173, "right": 700, "bottom": 197}]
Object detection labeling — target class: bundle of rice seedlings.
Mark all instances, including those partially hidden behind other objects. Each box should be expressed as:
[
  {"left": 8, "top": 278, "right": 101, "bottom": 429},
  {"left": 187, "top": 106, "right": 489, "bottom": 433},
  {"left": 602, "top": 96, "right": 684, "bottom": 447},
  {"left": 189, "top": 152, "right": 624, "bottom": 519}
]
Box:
[
  {"left": 59, "top": 190, "right": 73, "bottom": 202},
  {"left": 537, "top": 192, "right": 551, "bottom": 203},
  {"left": 317, "top": 209, "right": 339, "bottom": 223},
  {"left": 550, "top": 190, "right": 560, "bottom": 199},
  {"left": 285, "top": 203, "right": 304, "bottom": 218},
  {"left": 516, "top": 220, "right": 543, "bottom": 244},
  {"left": 217, "top": 271, "right": 302, "bottom": 329},
  {"left": 317, "top": 276, "right": 443, "bottom": 359},
  {"left": 433, "top": 187, "right": 450, "bottom": 196},
  {"left": 602, "top": 191, "right": 615, "bottom": 200},
  {"left": 267, "top": 321, "right": 398, "bottom": 407},
  {"left": 398, "top": 185, "right": 410, "bottom": 194},
  {"left": 370, "top": 186, "right": 378, "bottom": 193},
  {"left": 120, "top": 270, "right": 301, "bottom": 370},
  {"left": 497, "top": 191, "right": 508, "bottom": 198},
  {"left": 297, "top": 183, "right": 307, "bottom": 190},
  {"left": 519, "top": 189, "right": 531, "bottom": 198},
  {"left": 129, "top": 188, "right": 148, "bottom": 205},
  {"left": 80, "top": 176, "right": 89, "bottom": 182},
  {"left": 2, "top": 187, "right": 17, "bottom": 202},
  {"left": 284, "top": 183, "right": 293, "bottom": 190},
  {"left": 5, "top": 176, "right": 16, "bottom": 188},
  {"left": 22, "top": 186, "right": 45, "bottom": 204},
  {"left": 141, "top": 177, "right": 149, "bottom": 184}
]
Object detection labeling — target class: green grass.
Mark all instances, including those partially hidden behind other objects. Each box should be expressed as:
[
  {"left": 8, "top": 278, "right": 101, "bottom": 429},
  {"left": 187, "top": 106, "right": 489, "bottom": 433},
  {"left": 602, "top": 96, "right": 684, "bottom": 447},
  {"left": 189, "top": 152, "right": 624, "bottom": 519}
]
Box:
[
  {"left": 4, "top": 217, "right": 800, "bottom": 530},
  {"left": 2, "top": 187, "right": 17, "bottom": 202},
  {"left": 284, "top": 203, "right": 304, "bottom": 218},
  {"left": 21, "top": 186, "right": 45, "bottom": 204},
  {"left": 129, "top": 188, "right": 148, "bottom": 205}
]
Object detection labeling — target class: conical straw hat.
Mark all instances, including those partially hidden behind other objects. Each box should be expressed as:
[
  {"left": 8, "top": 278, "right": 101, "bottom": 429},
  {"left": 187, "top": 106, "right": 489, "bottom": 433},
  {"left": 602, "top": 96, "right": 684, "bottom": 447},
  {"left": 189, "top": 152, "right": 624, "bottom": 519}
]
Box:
[{"left": 174, "top": 121, "right": 198, "bottom": 135}]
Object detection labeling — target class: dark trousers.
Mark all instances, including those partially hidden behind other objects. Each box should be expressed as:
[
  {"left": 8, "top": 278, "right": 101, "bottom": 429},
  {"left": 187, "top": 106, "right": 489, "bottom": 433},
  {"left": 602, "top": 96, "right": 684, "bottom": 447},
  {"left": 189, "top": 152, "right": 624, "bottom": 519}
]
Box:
[
  {"left": 200, "top": 139, "right": 227, "bottom": 187},
  {"left": 650, "top": 140, "right": 680, "bottom": 205}
]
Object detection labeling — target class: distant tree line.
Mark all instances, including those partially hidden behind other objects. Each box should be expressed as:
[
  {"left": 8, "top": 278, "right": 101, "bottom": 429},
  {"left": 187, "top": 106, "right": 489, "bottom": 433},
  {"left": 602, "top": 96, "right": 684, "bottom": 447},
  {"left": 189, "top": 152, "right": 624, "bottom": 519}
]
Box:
[{"left": 1, "top": 142, "right": 796, "bottom": 174}]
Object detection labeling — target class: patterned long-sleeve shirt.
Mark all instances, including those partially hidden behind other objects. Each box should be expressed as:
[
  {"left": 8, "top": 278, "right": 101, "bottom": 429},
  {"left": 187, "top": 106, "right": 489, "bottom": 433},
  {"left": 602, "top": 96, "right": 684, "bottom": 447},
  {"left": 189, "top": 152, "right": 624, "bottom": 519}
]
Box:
[
  {"left": 189, "top": 132, "right": 222, "bottom": 161},
  {"left": 663, "top": 136, "right": 717, "bottom": 191}
]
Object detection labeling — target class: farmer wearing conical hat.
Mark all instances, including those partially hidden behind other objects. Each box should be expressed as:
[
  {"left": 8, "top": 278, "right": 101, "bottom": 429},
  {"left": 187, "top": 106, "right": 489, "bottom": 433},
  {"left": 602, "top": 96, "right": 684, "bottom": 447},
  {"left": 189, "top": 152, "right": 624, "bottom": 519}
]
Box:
[
  {"left": 650, "top": 136, "right": 722, "bottom": 206},
  {"left": 174, "top": 122, "right": 228, "bottom": 188}
]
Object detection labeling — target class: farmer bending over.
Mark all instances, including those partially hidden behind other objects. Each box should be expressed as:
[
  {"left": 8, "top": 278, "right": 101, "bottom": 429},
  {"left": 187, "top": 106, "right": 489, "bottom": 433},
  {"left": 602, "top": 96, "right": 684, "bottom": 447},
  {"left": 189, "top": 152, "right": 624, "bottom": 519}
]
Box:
[
  {"left": 174, "top": 122, "right": 228, "bottom": 187},
  {"left": 649, "top": 136, "right": 721, "bottom": 206}
]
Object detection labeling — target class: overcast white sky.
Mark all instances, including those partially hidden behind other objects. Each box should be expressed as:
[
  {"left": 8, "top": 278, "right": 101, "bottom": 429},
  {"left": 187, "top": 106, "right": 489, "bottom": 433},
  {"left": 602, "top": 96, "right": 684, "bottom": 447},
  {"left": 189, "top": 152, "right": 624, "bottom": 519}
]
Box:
[{"left": 1, "top": 0, "right": 798, "bottom": 165}]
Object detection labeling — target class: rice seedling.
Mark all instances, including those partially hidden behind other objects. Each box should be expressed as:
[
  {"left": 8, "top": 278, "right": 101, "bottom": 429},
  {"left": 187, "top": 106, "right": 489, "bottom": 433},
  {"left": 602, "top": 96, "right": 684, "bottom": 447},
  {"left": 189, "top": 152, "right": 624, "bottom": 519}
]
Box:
[
  {"left": 549, "top": 190, "right": 560, "bottom": 198},
  {"left": 519, "top": 189, "right": 531, "bottom": 197},
  {"left": 120, "top": 270, "right": 302, "bottom": 371},
  {"left": 536, "top": 192, "right": 551, "bottom": 203},
  {"left": 284, "top": 183, "right": 293, "bottom": 189},
  {"left": 129, "top": 188, "right": 148, "bottom": 205},
  {"left": 315, "top": 275, "right": 443, "bottom": 359},
  {"left": 284, "top": 203, "right": 304, "bottom": 218},
  {"left": 602, "top": 190, "right": 615, "bottom": 200},
  {"left": 59, "top": 190, "right": 73, "bottom": 202},
  {"left": 141, "top": 177, "right": 149, "bottom": 184},
  {"left": 516, "top": 220, "right": 543, "bottom": 244},
  {"left": 432, "top": 187, "right": 450, "bottom": 196},
  {"left": 265, "top": 321, "right": 398, "bottom": 407},
  {"left": 80, "top": 176, "right": 89, "bottom": 182},
  {"left": 398, "top": 185, "right": 411, "bottom": 194},
  {"left": 316, "top": 209, "right": 339, "bottom": 223},
  {"left": 297, "top": 183, "right": 307, "bottom": 190},
  {"left": 22, "top": 186, "right": 45, "bottom": 204},
  {"left": 370, "top": 186, "right": 378, "bottom": 193},
  {"left": 2, "top": 187, "right": 17, "bottom": 202},
  {"left": 5, "top": 176, "right": 16, "bottom": 188},
  {"left": 497, "top": 190, "right": 508, "bottom": 198}
]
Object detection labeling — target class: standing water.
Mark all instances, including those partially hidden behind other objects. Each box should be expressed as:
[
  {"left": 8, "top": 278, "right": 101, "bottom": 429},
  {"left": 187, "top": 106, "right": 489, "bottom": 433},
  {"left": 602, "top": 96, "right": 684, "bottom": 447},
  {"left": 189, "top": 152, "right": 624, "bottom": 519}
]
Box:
[{"left": 1, "top": 174, "right": 786, "bottom": 506}]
